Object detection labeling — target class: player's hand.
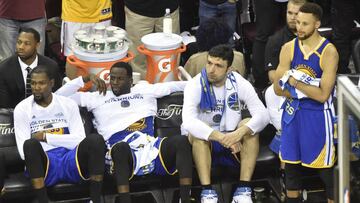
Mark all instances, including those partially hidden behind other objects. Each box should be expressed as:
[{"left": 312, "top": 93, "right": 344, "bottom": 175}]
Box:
[
  {"left": 288, "top": 76, "right": 297, "bottom": 87},
  {"left": 83, "top": 74, "right": 107, "bottom": 95},
  {"left": 31, "top": 131, "right": 45, "bottom": 142},
  {"left": 230, "top": 143, "right": 242, "bottom": 154},
  {"left": 223, "top": 131, "right": 244, "bottom": 148},
  {"left": 89, "top": 74, "right": 107, "bottom": 95}
]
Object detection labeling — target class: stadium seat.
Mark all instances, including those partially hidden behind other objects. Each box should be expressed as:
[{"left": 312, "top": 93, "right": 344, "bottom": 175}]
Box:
[{"left": 0, "top": 92, "right": 280, "bottom": 202}]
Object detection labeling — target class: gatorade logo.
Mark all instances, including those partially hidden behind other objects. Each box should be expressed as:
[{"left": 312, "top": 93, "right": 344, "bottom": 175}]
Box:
[
  {"left": 99, "top": 70, "right": 110, "bottom": 83},
  {"left": 158, "top": 57, "right": 171, "bottom": 73}
]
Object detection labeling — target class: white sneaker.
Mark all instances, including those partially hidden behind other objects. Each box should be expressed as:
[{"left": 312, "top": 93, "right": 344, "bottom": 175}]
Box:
[
  {"left": 231, "top": 187, "right": 253, "bottom": 203},
  {"left": 200, "top": 189, "right": 218, "bottom": 203}
]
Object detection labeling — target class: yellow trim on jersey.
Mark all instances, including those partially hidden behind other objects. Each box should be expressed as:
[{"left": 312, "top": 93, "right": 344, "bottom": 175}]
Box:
[
  {"left": 75, "top": 146, "right": 89, "bottom": 181},
  {"left": 298, "top": 37, "right": 325, "bottom": 60},
  {"left": 158, "top": 137, "right": 178, "bottom": 175},
  {"left": 304, "top": 145, "right": 336, "bottom": 168},
  {"left": 279, "top": 152, "right": 302, "bottom": 164},
  {"left": 318, "top": 43, "right": 332, "bottom": 71},
  {"left": 290, "top": 38, "right": 296, "bottom": 62}
]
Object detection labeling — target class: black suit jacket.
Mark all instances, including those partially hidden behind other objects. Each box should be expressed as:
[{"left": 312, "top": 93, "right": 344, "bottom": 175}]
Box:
[{"left": 0, "top": 54, "right": 62, "bottom": 108}]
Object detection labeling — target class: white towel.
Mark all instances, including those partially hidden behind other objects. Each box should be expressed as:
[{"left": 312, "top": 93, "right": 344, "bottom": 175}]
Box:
[{"left": 220, "top": 72, "right": 242, "bottom": 132}]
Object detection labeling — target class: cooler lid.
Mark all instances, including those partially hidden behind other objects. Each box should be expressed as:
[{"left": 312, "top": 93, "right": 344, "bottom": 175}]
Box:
[{"left": 141, "top": 33, "right": 182, "bottom": 51}]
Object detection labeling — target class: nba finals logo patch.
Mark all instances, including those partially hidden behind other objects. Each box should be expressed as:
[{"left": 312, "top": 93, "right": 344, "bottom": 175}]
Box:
[{"left": 227, "top": 93, "right": 240, "bottom": 111}]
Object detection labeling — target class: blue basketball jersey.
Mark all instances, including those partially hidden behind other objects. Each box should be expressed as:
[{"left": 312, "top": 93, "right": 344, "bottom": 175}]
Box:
[{"left": 290, "top": 37, "right": 334, "bottom": 110}]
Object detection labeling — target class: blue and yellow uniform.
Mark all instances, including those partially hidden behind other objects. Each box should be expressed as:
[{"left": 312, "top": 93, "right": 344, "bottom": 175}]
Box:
[
  {"left": 279, "top": 37, "right": 336, "bottom": 168},
  {"left": 29, "top": 127, "right": 88, "bottom": 186},
  {"left": 106, "top": 116, "right": 176, "bottom": 178}
]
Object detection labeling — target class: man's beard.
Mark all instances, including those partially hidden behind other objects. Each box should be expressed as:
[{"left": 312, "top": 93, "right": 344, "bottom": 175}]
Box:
[{"left": 298, "top": 29, "right": 315, "bottom": 40}]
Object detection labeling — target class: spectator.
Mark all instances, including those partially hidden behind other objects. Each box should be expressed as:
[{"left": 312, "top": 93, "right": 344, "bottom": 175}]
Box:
[
  {"left": 274, "top": 3, "right": 338, "bottom": 202},
  {"left": 0, "top": 28, "right": 61, "bottom": 109},
  {"left": 183, "top": 18, "right": 246, "bottom": 77},
  {"left": 265, "top": 0, "right": 306, "bottom": 83},
  {"left": 182, "top": 44, "right": 269, "bottom": 203},
  {"left": 198, "top": 0, "right": 237, "bottom": 32},
  {"left": 331, "top": 0, "right": 360, "bottom": 74},
  {"left": 252, "top": 0, "right": 287, "bottom": 89},
  {"left": 0, "top": 0, "right": 46, "bottom": 62},
  {"left": 61, "top": 0, "right": 112, "bottom": 56},
  {"left": 56, "top": 62, "right": 193, "bottom": 203},
  {"left": 14, "top": 65, "right": 106, "bottom": 203},
  {"left": 124, "top": 0, "right": 180, "bottom": 78}
]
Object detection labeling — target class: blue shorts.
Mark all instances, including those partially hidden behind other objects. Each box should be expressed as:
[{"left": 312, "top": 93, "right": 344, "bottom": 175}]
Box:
[
  {"left": 148, "top": 137, "right": 177, "bottom": 176},
  {"left": 107, "top": 137, "right": 177, "bottom": 179},
  {"left": 280, "top": 108, "right": 336, "bottom": 168},
  {"left": 43, "top": 147, "right": 87, "bottom": 186},
  {"left": 211, "top": 141, "right": 240, "bottom": 168}
]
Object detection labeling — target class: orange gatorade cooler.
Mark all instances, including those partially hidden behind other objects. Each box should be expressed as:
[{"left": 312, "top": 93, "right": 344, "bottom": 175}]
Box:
[
  {"left": 138, "top": 33, "right": 186, "bottom": 83},
  {"left": 67, "top": 48, "right": 134, "bottom": 91}
]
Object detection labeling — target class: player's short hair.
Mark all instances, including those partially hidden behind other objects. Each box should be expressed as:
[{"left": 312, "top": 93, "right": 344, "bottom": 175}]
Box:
[
  {"left": 30, "top": 65, "right": 55, "bottom": 80},
  {"left": 208, "top": 44, "right": 234, "bottom": 68},
  {"left": 110, "top": 62, "right": 133, "bottom": 78},
  {"left": 299, "top": 2, "right": 323, "bottom": 21}
]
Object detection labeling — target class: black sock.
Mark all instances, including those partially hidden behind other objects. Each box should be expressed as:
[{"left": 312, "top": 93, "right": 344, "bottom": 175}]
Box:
[
  {"left": 202, "top": 184, "right": 212, "bottom": 190},
  {"left": 286, "top": 196, "right": 301, "bottom": 203},
  {"left": 179, "top": 184, "right": 191, "bottom": 203},
  {"left": 116, "top": 193, "right": 131, "bottom": 203},
  {"left": 90, "top": 180, "right": 102, "bottom": 203},
  {"left": 238, "top": 180, "right": 251, "bottom": 188},
  {"left": 35, "top": 187, "right": 48, "bottom": 203}
]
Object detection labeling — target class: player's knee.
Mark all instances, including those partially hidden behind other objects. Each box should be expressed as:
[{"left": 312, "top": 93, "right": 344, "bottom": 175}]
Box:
[
  {"left": 111, "top": 142, "right": 131, "bottom": 159},
  {"left": 23, "top": 138, "right": 41, "bottom": 154},
  {"left": 285, "top": 164, "right": 302, "bottom": 191},
  {"left": 175, "top": 136, "right": 191, "bottom": 150},
  {"left": 190, "top": 135, "right": 209, "bottom": 147},
  {"left": 319, "top": 168, "right": 334, "bottom": 200}
]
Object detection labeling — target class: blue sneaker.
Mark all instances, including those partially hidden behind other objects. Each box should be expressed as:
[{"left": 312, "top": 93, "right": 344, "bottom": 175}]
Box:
[
  {"left": 231, "top": 187, "right": 253, "bottom": 203},
  {"left": 200, "top": 189, "right": 218, "bottom": 203}
]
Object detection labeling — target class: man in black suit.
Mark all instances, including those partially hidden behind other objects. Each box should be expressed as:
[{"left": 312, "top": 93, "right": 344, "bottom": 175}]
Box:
[{"left": 0, "top": 27, "right": 61, "bottom": 108}]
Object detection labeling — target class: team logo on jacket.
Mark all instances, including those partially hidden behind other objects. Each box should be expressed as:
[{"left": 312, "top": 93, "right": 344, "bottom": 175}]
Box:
[
  {"left": 227, "top": 93, "right": 240, "bottom": 111},
  {"left": 213, "top": 114, "right": 222, "bottom": 123},
  {"left": 121, "top": 100, "right": 130, "bottom": 107}
]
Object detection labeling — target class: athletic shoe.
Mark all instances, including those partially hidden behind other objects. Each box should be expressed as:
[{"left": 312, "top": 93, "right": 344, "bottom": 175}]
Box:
[{"left": 231, "top": 187, "right": 253, "bottom": 203}]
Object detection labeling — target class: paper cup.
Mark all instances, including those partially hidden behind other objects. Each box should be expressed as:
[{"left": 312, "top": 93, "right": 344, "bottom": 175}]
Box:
[
  {"left": 94, "top": 38, "right": 106, "bottom": 53},
  {"left": 106, "top": 26, "right": 120, "bottom": 37},
  {"left": 94, "top": 25, "right": 106, "bottom": 36},
  {"left": 106, "top": 37, "right": 119, "bottom": 51},
  {"left": 78, "top": 37, "right": 94, "bottom": 51}
]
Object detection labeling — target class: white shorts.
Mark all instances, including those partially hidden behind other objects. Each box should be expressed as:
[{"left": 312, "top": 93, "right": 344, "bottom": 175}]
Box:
[{"left": 61, "top": 20, "right": 111, "bottom": 56}]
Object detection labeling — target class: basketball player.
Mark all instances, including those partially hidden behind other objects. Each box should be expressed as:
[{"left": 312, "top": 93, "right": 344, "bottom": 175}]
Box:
[
  {"left": 14, "top": 65, "right": 105, "bottom": 203},
  {"left": 274, "top": 3, "right": 338, "bottom": 203},
  {"left": 56, "top": 62, "right": 193, "bottom": 203},
  {"left": 182, "top": 44, "right": 269, "bottom": 203}
]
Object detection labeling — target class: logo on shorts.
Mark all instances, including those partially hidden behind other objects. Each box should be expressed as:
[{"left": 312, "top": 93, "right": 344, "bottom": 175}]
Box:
[
  {"left": 156, "top": 104, "right": 182, "bottom": 120},
  {"left": 227, "top": 93, "right": 240, "bottom": 111},
  {"left": 127, "top": 118, "right": 147, "bottom": 131}
]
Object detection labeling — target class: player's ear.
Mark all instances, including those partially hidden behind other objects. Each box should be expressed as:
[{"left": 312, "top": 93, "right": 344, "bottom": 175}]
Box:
[{"left": 315, "top": 20, "right": 321, "bottom": 29}]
